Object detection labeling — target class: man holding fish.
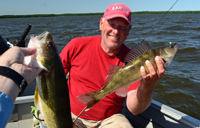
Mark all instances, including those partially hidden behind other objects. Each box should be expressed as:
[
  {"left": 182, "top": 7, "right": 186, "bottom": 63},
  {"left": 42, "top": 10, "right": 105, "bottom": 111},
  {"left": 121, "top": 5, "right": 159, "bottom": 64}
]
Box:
[{"left": 60, "top": 3, "right": 178, "bottom": 128}]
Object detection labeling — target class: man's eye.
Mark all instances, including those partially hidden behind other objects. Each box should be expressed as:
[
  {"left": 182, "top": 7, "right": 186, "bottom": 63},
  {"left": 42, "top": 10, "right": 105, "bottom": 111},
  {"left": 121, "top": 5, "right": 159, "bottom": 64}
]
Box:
[
  {"left": 110, "top": 24, "right": 115, "bottom": 27},
  {"left": 120, "top": 26, "right": 126, "bottom": 29}
]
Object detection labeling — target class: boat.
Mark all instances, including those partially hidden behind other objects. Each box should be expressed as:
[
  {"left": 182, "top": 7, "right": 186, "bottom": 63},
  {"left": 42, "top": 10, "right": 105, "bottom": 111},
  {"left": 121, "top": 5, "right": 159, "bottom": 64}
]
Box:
[
  {"left": 5, "top": 81, "right": 200, "bottom": 128},
  {"left": 123, "top": 100, "right": 200, "bottom": 128}
]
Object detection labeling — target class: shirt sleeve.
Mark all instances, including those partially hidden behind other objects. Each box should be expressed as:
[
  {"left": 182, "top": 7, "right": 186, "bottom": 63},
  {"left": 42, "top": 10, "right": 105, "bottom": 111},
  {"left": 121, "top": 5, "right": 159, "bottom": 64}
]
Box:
[
  {"left": 60, "top": 39, "right": 75, "bottom": 75},
  {"left": 0, "top": 91, "right": 14, "bottom": 128}
]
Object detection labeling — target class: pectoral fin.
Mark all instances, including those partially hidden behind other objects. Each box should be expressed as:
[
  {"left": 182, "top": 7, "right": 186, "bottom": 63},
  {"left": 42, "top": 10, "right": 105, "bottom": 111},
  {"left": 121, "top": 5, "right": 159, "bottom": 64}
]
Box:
[
  {"left": 115, "top": 85, "right": 129, "bottom": 97},
  {"left": 34, "top": 85, "right": 39, "bottom": 107}
]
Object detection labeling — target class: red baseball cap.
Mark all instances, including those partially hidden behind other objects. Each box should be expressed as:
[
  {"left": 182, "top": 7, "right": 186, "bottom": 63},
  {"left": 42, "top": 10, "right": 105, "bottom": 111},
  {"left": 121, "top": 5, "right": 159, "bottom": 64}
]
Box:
[{"left": 103, "top": 3, "right": 131, "bottom": 24}]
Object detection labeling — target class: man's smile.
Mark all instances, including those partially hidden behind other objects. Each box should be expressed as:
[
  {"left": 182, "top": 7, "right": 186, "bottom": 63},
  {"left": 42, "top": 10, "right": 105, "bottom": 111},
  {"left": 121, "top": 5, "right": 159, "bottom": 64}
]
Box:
[{"left": 109, "top": 35, "right": 119, "bottom": 40}]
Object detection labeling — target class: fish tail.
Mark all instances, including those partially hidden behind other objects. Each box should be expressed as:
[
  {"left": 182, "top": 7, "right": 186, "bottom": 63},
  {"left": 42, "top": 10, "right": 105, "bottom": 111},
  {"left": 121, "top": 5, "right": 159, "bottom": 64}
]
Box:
[{"left": 77, "top": 91, "right": 100, "bottom": 111}]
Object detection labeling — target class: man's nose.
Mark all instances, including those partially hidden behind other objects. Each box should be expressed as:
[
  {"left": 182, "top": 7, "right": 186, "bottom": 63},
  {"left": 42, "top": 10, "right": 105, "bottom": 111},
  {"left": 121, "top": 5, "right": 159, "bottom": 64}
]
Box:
[{"left": 113, "top": 28, "right": 119, "bottom": 34}]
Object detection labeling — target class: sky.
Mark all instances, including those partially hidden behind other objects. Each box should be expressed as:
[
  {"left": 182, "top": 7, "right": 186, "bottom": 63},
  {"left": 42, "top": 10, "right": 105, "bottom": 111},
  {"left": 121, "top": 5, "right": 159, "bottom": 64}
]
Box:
[{"left": 0, "top": 0, "right": 199, "bottom": 16}]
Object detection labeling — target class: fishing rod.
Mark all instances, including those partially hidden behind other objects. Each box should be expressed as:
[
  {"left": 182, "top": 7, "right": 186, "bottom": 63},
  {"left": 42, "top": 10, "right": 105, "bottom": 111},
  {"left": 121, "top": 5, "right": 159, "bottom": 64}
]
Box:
[
  {"left": 142, "top": 0, "right": 178, "bottom": 42},
  {"left": 73, "top": 106, "right": 87, "bottom": 123},
  {"left": 0, "top": 24, "right": 32, "bottom": 55}
]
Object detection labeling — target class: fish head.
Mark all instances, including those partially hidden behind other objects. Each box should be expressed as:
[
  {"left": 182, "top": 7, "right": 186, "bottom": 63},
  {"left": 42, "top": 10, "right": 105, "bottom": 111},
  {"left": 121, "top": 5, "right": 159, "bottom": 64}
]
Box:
[
  {"left": 25, "top": 31, "right": 58, "bottom": 72},
  {"left": 159, "top": 43, "right": 178, "bottom": 66}
]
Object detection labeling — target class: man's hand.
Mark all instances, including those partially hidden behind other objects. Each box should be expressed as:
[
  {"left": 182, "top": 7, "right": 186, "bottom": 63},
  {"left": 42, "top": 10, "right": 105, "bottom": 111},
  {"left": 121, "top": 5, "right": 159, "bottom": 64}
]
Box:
[{"left": 140, "top": 56, "right": 166, "bottom": 90}]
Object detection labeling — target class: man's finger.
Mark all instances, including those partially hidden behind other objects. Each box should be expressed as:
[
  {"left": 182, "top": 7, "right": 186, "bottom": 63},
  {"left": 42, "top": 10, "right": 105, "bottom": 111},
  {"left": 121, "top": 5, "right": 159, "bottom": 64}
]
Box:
[
  {"left": 145, "top": 60, "right": 156, "bottom": 77},
  {"left": 140, "top": 66, "right": 147, "bottom": 78},
  {"left": 155, "top": 56, "right": 166, "bottom": 76}
]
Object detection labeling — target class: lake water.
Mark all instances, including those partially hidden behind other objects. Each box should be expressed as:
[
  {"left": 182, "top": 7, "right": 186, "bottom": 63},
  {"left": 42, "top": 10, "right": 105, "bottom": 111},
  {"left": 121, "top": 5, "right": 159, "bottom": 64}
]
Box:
[{"left": 0, "top": 14, "right": 200, "bottom": 120}]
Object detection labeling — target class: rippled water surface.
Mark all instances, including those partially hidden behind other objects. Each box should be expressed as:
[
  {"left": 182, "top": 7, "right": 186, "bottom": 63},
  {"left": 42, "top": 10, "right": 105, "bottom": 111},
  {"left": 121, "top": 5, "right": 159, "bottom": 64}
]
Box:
[{"left": 0, "top": 14, "right": 200, "bottom": 119}]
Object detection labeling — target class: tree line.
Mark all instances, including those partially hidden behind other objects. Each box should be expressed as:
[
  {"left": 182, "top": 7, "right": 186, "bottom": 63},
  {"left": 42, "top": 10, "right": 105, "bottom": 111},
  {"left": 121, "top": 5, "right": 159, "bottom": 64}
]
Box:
[{"left": 0, "top": 11, "right": 200, "bottom": 19}]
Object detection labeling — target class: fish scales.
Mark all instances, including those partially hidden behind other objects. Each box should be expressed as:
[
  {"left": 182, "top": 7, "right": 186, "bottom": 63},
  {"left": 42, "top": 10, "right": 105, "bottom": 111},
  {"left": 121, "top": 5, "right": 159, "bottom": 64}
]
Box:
[
  {"left": 36, "top": 53, "right": 71, "bottom": 127},
  {"left": 97, "top": 49, "right": 160, "bottom": 99},
  {"left": 25, "top": 31, "right": 74, "bottom": 128}
]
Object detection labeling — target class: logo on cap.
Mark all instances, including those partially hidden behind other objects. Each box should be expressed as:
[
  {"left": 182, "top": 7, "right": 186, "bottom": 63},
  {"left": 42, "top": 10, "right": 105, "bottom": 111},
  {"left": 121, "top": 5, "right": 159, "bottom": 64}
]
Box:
[{"left": 112, "top": 6, "right": 128, "bottom": 13}]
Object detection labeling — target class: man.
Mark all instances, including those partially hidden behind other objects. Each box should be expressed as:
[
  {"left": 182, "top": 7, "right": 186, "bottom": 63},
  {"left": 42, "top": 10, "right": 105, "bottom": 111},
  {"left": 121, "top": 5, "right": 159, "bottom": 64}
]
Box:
[
  {"left": 60, "top": 3, "right": 165, "bottom": 128},
  {"left": 0, "top": 46, "right": 42, "bottom": 128}
]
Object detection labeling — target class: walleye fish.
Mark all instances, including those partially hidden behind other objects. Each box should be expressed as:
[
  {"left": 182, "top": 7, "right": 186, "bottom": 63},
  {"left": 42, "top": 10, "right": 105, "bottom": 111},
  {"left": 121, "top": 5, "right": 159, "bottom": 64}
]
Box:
[
  {"left": 77, "top": 41, "right": 178, "bottom": 111},
  {"left": 24, "top": 31, "right": 75, "bottom": 128}
]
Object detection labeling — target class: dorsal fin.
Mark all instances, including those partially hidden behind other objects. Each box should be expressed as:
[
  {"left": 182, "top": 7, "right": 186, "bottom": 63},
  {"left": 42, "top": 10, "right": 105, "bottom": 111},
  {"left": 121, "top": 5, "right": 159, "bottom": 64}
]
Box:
[{"left": 124, "top": 41, "right": 151, "bottom": 63}]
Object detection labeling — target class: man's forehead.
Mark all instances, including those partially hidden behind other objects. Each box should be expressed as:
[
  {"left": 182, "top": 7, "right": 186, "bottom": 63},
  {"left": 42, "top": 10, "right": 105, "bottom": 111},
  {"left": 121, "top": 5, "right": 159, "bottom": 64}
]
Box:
[{"left": 107, "top": 17, "right": 130, "bottom": 25}]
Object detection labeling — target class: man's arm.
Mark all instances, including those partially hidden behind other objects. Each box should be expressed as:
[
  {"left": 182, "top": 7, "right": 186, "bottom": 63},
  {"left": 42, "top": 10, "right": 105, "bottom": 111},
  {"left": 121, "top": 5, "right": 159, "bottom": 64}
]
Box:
[{"left": 126, "top": 56, "right": 166, "bottom": 115}]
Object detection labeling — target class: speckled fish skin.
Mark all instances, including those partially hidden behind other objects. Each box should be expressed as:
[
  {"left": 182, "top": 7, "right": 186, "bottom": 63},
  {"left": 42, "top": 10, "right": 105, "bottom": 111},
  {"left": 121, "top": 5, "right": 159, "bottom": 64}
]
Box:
[
  {"left": 31, "top": 31, "right": 73, "bottom": 128},
  {"left": 100, "top": 43, "right": 179, "bottom": 96},
  {"left": 77, "top": 42, "right": 178, "bottom": 111}
]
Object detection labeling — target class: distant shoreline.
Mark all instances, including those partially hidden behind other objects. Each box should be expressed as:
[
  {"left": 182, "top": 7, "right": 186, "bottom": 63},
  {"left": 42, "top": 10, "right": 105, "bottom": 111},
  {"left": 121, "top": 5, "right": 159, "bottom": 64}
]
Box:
[{"left": 1, "top": 11, "right": 200, "bottom": 19}]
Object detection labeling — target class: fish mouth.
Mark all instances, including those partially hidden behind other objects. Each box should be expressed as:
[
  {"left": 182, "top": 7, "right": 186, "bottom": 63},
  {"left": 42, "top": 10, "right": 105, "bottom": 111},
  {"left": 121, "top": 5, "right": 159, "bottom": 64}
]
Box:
[
  {"left": 36, "top": 31, "right": 54, "bottom": 48},
  {"left": 162, "top": 59, "right": 167, "bottom": 63},
  {"left": 24, "top": 30, "right": 55, "bottom": 72},
  {"left": 172, "top": 43, "right": 178, "bottom": 55},
  {"left": 168, "top": 43, "right": 178, "bottom": 58},
  {"left": 161, "top": 43, "right": 179, "bottom": 66},
  {"left": 161, "top": 56, "right": 174, "bottom": 66},
  {"left": 37, "top": 30, "right": 50, "bottom": 41},
  {"left": 39, "top": 69, "right": 50, "bottom": 75}
]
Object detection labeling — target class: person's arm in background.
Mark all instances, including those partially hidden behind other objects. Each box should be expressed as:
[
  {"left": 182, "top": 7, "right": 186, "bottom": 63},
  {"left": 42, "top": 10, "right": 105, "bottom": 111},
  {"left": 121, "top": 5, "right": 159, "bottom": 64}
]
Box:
[{"left": 0, "top": 46, "right": 42, "bottom": 128}]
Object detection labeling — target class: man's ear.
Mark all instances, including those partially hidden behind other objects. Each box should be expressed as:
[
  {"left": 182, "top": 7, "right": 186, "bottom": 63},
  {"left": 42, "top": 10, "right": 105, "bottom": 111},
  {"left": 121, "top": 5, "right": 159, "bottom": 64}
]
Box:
[
  {"left": 127, "top": 25, "right": 132, "bottom": 36},
  {"left": 99, "top": 18, "right": 104, "bottom": 31}
]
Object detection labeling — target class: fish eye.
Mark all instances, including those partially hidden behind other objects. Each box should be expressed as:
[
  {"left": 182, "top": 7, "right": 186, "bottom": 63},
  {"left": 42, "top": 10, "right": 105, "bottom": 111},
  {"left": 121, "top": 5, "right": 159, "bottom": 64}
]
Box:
[
  {"left": 169, "top": 45, "right": 174, "bottom": 48},
  {"left": 47, "top": 42, "right": 52, "bottom": 47}
]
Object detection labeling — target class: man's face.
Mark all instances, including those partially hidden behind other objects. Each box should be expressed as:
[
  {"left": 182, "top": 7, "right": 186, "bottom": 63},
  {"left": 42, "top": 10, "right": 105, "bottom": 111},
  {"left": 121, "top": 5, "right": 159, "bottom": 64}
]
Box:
[{"left": 100, "top": 17, "right": 131, "bottom": 50}]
